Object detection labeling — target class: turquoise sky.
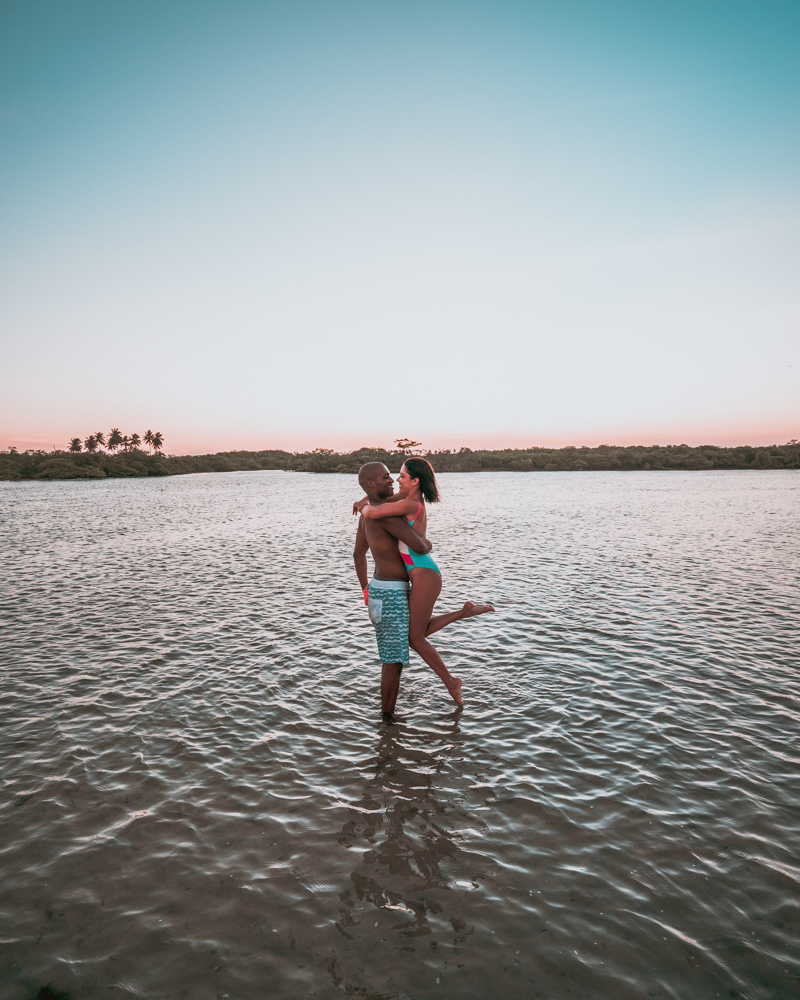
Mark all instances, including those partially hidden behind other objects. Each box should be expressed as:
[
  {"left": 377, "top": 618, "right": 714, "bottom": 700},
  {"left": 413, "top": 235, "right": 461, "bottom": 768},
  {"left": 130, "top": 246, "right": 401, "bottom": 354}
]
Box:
[{"left": 1, "top": 0, "right": 798, "bottom": 452}]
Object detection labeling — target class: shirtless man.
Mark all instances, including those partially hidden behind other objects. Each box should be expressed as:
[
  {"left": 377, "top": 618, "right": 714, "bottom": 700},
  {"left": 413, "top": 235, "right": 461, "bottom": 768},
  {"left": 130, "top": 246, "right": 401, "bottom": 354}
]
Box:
[{"left": 353, "top": 462, "right": 474, "bottom": 715}]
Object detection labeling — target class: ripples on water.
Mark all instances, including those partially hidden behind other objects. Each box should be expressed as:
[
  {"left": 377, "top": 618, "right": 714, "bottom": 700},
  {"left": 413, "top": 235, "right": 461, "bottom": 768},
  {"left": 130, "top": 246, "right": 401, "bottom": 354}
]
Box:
[{"left": 1, "top": 470, "right": 798, "bottom": 999}]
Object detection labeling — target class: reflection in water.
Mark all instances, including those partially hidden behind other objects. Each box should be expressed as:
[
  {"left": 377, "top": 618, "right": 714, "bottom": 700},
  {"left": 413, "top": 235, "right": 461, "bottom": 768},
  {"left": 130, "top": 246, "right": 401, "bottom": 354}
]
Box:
[
  {"left": 328, "top": 713, "right": 484, "bottom": 998},
  {"left": 335, "top": 717, "right": 473, "bottom": 978}
]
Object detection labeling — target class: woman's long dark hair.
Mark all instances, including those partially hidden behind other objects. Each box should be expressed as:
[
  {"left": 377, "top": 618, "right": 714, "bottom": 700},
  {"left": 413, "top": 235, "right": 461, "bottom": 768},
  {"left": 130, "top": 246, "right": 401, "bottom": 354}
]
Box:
[{"left": 403, "top": 457, "right": 440, "bottom": 504}]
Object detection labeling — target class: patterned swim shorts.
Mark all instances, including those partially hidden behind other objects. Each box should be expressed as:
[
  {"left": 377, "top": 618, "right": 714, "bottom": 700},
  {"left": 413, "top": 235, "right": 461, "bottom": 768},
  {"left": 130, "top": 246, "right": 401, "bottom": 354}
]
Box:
[{"left": 368, "top": 578, "right": 409, "bottom": 666}]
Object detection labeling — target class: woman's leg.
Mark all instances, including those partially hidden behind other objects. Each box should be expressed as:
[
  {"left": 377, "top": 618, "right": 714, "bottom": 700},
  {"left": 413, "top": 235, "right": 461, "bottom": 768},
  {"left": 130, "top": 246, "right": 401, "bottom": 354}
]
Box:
[
  {"left": 408, "top": 569, "right": 463, "bottom": 707},
  {"left": 425, "top": 602, "right": 495, "bottom": 637}
]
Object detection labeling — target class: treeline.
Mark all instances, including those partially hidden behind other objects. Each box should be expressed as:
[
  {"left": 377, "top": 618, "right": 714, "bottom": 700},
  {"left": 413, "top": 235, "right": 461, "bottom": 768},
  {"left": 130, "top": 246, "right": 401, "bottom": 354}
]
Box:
[
  {"left": 2, "top": 441, "right": 799, "bottom": 481},
  {"left": 1, "top": 449, "right": 170, "bottom": 481}
]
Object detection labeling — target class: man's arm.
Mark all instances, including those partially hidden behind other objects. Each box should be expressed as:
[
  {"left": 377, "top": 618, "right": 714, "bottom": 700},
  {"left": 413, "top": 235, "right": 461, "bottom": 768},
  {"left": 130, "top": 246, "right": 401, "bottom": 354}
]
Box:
[
  {"left": 353, "top": 518, "right": 370, "bottom": 593},
  {"left": 380, "top": 516, "right": 432, "bottom": 554}
]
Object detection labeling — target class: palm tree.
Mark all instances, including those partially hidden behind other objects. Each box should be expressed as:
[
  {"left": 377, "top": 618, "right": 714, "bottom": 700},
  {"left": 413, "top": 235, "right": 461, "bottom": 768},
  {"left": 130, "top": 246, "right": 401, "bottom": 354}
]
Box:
[
  {"left": 95, "top": 431, "right": 106, "bottom": 450},
  {"left": 130, "top": 433, "right": 141, "bottom": 450},
  {"left": 143, "top": 430, "right": 154, "bottom": 454},
  {"left": 69, "top": 438, "right": 82, "bottom": 453},
  {"left": 107, "top": 428, "right": 123, "bottom": 453},
  {"left": 151, "top": 431, "right": 164, "bottom": 454},
  {"left": 121, "top": 435, "right": 130, "bottom": 452},
  {"left": 84, "top": 434, "right": 98, "bottom": 452}
]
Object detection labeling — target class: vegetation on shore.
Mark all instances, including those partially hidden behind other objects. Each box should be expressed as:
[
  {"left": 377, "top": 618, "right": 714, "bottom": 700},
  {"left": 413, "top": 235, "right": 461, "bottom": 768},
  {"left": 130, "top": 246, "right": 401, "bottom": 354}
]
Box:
[{"left": 2, "top": 439, "right": 799, "bottom": 481}]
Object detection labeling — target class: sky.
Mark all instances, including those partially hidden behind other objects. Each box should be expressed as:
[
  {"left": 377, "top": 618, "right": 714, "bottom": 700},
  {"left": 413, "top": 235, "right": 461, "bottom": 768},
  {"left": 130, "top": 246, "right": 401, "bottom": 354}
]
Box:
[{"left": 1, "top": 0, "right": 798, "bottom": 454}]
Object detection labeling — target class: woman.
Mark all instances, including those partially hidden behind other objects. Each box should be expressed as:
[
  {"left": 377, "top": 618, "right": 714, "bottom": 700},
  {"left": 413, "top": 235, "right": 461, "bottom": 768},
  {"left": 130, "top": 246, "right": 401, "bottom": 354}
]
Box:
[{"left": 354, "top": 457, "right": 493, "bottom": 707}]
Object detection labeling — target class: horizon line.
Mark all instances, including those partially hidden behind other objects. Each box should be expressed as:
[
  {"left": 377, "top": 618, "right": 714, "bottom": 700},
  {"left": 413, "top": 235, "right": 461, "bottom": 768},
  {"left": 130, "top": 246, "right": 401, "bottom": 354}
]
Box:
[{"left": 6, "top": 438, "right": 799, "bottom": 457}]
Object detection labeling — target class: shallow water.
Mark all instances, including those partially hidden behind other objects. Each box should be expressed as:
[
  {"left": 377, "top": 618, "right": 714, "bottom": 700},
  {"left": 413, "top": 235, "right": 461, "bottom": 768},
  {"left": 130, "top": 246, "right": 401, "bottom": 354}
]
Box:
[{"left": 1, "top": 470, "right": 798, "bottom": 1000}]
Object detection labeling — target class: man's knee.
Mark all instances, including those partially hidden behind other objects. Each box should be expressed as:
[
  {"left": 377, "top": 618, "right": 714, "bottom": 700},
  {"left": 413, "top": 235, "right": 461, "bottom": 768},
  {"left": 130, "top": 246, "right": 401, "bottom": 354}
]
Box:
[{"left": 383, "top": 662, "right": 403, "bottom": 673}]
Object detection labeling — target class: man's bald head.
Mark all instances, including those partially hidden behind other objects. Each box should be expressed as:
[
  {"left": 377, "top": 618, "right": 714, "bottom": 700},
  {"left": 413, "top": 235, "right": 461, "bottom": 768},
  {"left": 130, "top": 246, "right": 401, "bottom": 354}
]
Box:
[
  {"left": 358, "top": 462, "right": 394, "bottom": 500},
  {"left": 358, "top": 461, "right": 387, "bottom": 486}
]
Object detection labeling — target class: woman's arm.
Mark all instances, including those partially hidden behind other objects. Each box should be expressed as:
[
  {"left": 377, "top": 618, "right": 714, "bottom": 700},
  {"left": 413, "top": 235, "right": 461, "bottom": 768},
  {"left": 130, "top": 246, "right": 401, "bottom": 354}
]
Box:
[
  {"left": 359, "top": 498, "right": 419, "bottom": 520},
  {"left": 352, "top": 493, "right": 407, "bottom": 515}
]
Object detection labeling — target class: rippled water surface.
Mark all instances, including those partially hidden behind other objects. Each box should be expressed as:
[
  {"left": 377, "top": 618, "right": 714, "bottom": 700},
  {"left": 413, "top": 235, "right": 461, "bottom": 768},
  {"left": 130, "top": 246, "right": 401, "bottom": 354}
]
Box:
[{"left": 1, "top": 470, "right": 799, "bottom": 1000}]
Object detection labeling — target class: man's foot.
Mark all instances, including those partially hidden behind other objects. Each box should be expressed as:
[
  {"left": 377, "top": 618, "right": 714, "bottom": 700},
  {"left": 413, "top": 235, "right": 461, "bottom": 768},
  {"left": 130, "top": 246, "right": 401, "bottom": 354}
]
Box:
[
  {"left": 462, "top": 601, "right": 495, "bottom": 618},
  {"left": 446, "top": 676, "right": 464, "bottom": 708}
]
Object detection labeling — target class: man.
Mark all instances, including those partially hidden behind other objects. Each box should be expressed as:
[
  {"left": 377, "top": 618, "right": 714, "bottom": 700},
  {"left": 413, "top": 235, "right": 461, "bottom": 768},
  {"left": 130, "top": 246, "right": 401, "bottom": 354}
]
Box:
[{"left": 353, "top": 462, "right": 430, "bottom": 715}]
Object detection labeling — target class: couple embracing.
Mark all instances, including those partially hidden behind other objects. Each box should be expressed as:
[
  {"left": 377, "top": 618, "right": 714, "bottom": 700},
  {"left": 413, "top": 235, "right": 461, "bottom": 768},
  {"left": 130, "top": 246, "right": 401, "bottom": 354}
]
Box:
[{"left": 353, "top": 458, "right": 494, "bottom": 715}]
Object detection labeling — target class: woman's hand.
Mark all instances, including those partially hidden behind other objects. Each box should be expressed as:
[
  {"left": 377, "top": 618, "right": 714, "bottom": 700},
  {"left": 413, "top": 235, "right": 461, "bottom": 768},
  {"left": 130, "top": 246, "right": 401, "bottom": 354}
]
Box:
[{"left": 352, "top": 497, "right": 370, "bottom": 515}]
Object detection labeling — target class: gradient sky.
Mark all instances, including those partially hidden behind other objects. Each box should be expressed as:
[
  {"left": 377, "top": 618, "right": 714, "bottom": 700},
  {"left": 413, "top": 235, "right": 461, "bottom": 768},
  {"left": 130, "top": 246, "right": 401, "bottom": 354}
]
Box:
[{"left": 1, "top": 0, "right": 798, "bottom": 454}]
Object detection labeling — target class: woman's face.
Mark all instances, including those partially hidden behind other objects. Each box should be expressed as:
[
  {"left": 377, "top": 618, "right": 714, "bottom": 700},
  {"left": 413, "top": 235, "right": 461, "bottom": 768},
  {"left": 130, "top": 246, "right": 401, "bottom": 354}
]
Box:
[{"left": 397, "top": 465, "right": 419, "bottom": 497}]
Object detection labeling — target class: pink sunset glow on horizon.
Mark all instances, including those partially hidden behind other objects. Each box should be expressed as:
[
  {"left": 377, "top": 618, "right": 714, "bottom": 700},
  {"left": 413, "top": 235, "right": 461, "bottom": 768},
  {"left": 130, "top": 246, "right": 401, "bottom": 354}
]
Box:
[{"left": 6, "top": 422, "right": 798, "bottom": 458}]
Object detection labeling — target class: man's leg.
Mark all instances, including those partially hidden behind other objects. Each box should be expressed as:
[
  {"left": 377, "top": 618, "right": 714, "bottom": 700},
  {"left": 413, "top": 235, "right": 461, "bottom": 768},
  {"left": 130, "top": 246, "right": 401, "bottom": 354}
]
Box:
[
  {"left": 370, "top": 580, "right": 410, "bottom": 715},
  {"left": 381, "top": 663, "right": 403, "bottom": 715},
  {"left": 425, "top": 602, "right": 495, "bottom": 637}
]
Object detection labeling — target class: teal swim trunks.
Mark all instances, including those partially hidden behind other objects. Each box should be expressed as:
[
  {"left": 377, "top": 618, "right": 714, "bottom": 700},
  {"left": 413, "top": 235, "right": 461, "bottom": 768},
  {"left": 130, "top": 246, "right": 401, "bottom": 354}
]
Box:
[{"left": 368, "top": 578, "right": 409, "bottom": 665}]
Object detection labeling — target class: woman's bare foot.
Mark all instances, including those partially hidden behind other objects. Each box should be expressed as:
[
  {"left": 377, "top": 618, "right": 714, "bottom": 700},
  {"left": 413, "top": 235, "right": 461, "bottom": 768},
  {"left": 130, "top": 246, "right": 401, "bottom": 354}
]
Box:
[
  {"left": 446, "top": 676, "right": 463, "bottom": 708},
  {"left": 462, "top": 601, "right": 495, "bottom": 618}
]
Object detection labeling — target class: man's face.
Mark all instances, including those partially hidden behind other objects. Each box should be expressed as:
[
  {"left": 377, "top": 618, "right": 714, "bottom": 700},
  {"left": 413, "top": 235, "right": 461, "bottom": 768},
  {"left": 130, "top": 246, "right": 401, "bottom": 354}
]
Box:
[{"left": 371, "top": 466, "right": 395, "bottom": 499}]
